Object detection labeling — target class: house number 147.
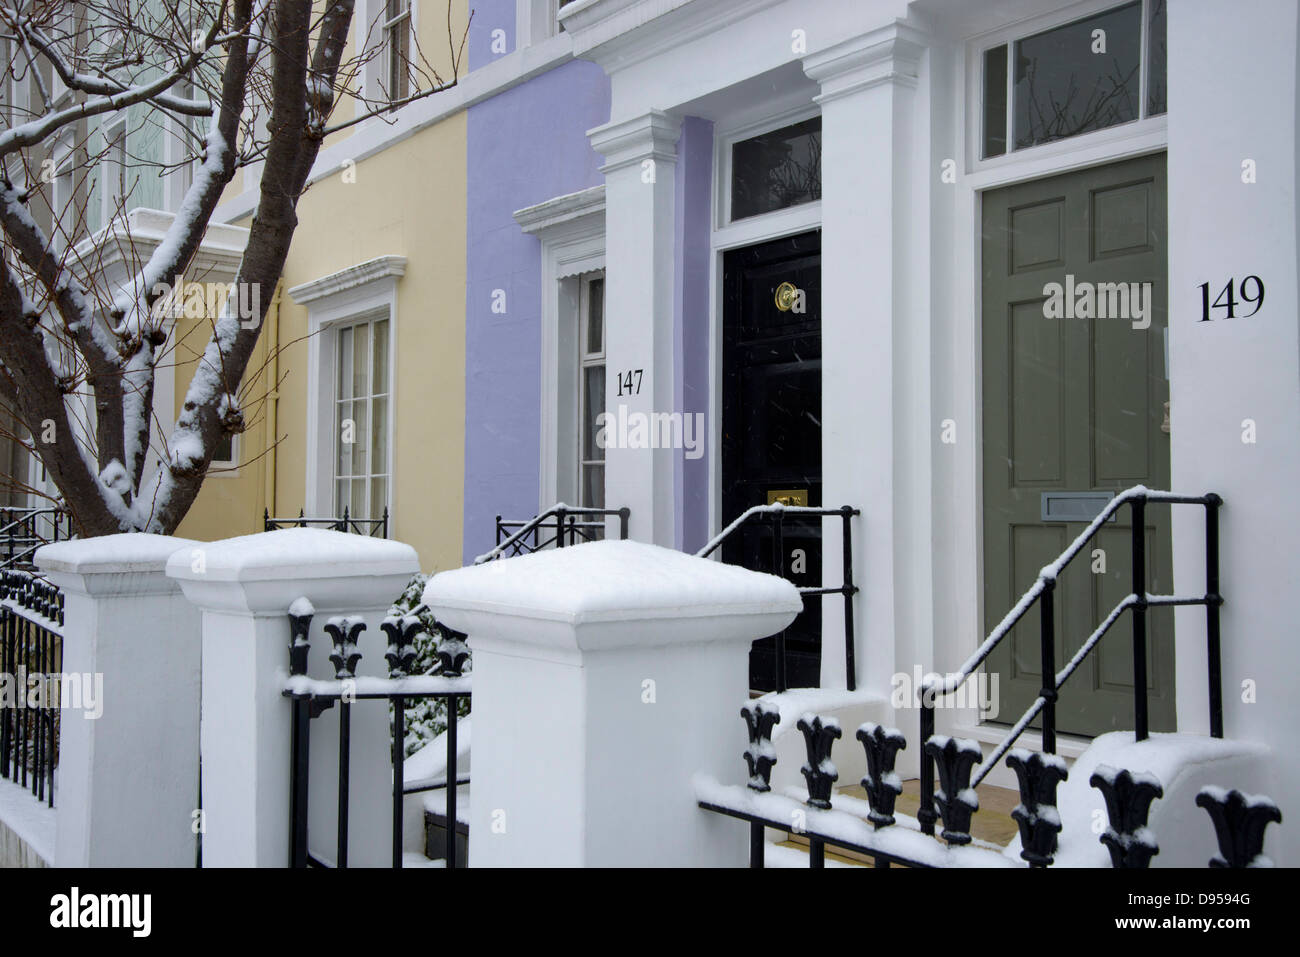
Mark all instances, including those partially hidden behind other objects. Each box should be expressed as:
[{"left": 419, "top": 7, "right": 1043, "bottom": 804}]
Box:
[{"left": 616, "top": 369, "right": 643, "bottom": 395}]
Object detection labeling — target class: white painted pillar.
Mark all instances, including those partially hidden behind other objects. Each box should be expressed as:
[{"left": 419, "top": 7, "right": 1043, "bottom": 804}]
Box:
[
  {"left": 1166, "top": 0, "right": 1300, "bottom": 865},
  {"left": 804, "top": 23, "right": 932, "bottom": 706},
  {"left": 589, "top": 111, "right": 681, "bottom": 546},
  {"left": 167, "top": 528, "right": 418, "bottom": 867},
  {"left": 424, "top": 540, "right": 801, "bottom": 867},
  {"left": 36, "top": 533, "right": 201, "bottom": 867}
]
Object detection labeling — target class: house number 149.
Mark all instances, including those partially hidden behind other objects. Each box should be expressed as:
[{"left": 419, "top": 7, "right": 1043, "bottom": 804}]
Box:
[{"left": 1198, "top": 276, "right": 1264, "bottom": 321}]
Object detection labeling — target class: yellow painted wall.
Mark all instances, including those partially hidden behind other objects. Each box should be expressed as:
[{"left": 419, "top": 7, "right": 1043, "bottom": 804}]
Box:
[{"left": 178, "top": 110, "right": 468, "bottom": 576}]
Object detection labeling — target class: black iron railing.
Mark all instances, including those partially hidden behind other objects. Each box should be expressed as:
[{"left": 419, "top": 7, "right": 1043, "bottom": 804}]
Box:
[
  {"left": 283, "top": 606, "right": 469, "bottom": 868},
  {"left": 1, "top": 507, "right": 73, "bottom": 569},
  {"left": 917, "top": 487, "right": 1223, "bottom": 838},
  {"left": 0, "top": 568, "right": 64, "bottom": 807},
  {"left": 477, "top": 504, "right": 630, "bottom": 564},
  {"left": 265, "top": 506, "right": 389, "bottom": 538},
  {"left": 697, "top": 504, "right": 861, "bottom": 693},
  {"left": 698, "top": 695, "right": 1280, "bottom": 869}
]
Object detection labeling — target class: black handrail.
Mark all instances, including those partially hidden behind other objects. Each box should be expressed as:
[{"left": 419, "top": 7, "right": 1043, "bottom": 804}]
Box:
[
  {"left": 479, "top": 504, "right": 630, "bottom": 563},
  {"left": 697, "top": 503, "right": 861, "bottom": 693},
  {"left": 917, "top": 487, "right": 1223, "bottom": 837},
  {"left": 265, "top": 506, "right": 389, "bottom": 538},
  {"left": 1, "top": 506, "right": 73, "bottom": 569}
]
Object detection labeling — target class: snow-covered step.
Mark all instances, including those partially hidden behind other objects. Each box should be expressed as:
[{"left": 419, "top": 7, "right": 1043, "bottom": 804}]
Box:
[{"left": 1014, "top": 731, "right": 1274, "bottom": 867}]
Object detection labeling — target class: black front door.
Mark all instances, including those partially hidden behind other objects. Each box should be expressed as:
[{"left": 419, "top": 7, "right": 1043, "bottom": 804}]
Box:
[{"left": 722, "top": 231, "right": 822, "bottom": 690}]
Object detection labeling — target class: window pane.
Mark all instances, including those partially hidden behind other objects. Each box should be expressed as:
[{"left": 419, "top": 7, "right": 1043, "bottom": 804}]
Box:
[
  {"left": 372, "top": 395, "right": 388, "bottom": 473},
  {"left": 352, "top": 322, "right": 369, "bottom": 400},
  {"left": 586, "top": 278, "right": 604, "bottom": 355},
  {"left": 387, "top": 0, "right": 408, "bottom": 18},
  {"left": 1013, "top": 2, "right": 1142, "bottom": 150},
  {"left": 983, "top": 45, "right": 1008, "bottom": 158},
  {"left": 213, "top": 432, "right": 234, "bottom": 463},
  {"left": 338, "top": 326, "right": 353, "bottom": 399},
  {"left": 372, "top": 317, "right": 389, "bottom": 394},
  {"left": 1147, "top": 0, "right": 1167, "bottom": 116},
  {"left": 336, "top": 479, "right": 349, "bottom": 515},
  {"left": 582, "top": 464, "right": 604, "bottom": 509},
  {"left": 731, "top": 117, "right": 822, "bottom": 220},
  {"left": 351, "top": 475, "right": 367, "bottom": 520},
  {"left": 370, "top": 477, "right": 388, "bottom": 523},
  {"left": 336, "top": 400, "right": 354, "bottom": 475},
  {"left": 583, "top": 365, "right": 605, "bottom": 461},
  {"left": 351, "top": 397, "right": 369, "bottom": 476}
]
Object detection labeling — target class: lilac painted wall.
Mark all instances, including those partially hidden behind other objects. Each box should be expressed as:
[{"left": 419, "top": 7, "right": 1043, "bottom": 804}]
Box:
[
  {"left": 674, "top": 117, "right": 714, "bottom": 553},
  {"left": 463, "top": 47, "right": 610, "bottom": 563}
]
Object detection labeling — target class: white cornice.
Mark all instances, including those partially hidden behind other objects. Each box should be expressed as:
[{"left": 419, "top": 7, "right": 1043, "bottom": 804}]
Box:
[
  {"left": 69, "top": 208, "right": 248, "bottom": 285},
  {"left": 287, "top": 255, "right": 408, "bottom": 306},
  {"left": 803, "top": 20, "right": 928, "bottom": 104},
  {"left": 560, "top": 0, "right": 786, "bottom": 72},
  {"left": 514, "top": 185, "right": 606, "bottom": 236},
  {"left": 588, "top": 110, "right": 681, "bottom": 174}
]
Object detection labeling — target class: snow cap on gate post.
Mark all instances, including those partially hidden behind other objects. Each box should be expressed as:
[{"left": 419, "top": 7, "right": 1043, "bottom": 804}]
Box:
[
  {"left": 423, "top": 539, "right": 801, "bottom": 867},
  {"left": 36, "top": 533, "right": 201, "bottom": 867},
  {"left": 166, "top": 528, "right": 418, "bottom": 867}
]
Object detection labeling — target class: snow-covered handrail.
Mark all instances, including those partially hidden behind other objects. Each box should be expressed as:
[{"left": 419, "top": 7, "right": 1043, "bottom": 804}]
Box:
[
  {"left": 474, "top": 503, "right": 629, "bottom": 564},
  {"left": 923, "top": 486, "right": 1213, "bottom": 698},
  {"left": 696, "top": 502, "right": 845, "bottom": 559}
]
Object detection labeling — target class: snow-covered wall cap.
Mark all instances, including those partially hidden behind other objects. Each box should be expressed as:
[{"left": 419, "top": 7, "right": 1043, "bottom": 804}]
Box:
[
  {"left": 165, "top": 528, "right": 419, "bottom": 583},
  {"left": 37, "top": 532, "right": 200, "bottom": 575},
  {"left": 423, "top": 540, "right": 802, "bottom": 652}
]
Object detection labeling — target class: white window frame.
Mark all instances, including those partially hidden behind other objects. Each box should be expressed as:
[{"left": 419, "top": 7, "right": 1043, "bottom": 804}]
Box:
[
  {"left": 166, "top": 80, "right": 206, "bottom": 212},
  {"left": 513, "top": 186, "right": 605, "bottom": 510},
  {"left": 101, "top": 116, "right": 128, "bottom": 225},
  {"left": 965, "top": 0, "right": 1168, "bottom": 177},
  {"left": 50, "top": 137, "right": 75, "bottom": 252},
  {"left": 208, "top": 431, "right": 240, "bottom": 474},
  {"left": 287, "top": 256, "right": 405, "bottom": 526},
  {"left": 330, "top": 311, "right": 392, "bottom": 522},
  {"left": 712, "top": 99, "right": 823, "bottom": 242},
  {"left": 517, "top": 0, "right": 567, "bottom": 48},
  {"left": 383, "top": 0, "right": 414, "bottom": 105}
]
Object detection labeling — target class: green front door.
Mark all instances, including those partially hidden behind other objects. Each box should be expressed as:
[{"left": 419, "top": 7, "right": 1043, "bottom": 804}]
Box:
[{"left": 981, "top": 153, "right": 1174, "bottom": 738}]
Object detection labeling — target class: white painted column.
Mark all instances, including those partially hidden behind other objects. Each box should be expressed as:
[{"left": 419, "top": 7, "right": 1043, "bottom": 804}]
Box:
[
  {"left": 167, "top": 528, "right": 418, "bottom": 867},
  {"left": 36, "top": 534, "right": 201, "bottom": 867},
  {"left": 425, "top": 540, "right": 801, "bottom": 867},
  {"left": 804, "top": 23, "right": 932, "bottom": 708},
  {"left": 1166, "top": 0, "right": 1300, "bottom": 865},
  {"left": 589, "top": 111, "right": 681, "bottom": 546}
]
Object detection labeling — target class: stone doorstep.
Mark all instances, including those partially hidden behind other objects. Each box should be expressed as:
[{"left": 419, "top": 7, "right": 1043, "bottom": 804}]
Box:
[{"left": 778, "top": 779, "right": 1021, "bottom": 867}]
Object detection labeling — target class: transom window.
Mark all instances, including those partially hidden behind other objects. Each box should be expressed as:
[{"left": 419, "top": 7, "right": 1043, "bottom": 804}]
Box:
[
  {"left": 384, "top": 0, "right": 413, "bottom": 105},
  {"left": 982, "top": 0, "right": 1166, "bottom": 159},
  {"left": 730, "top": 117, "right": 822, "bottom": 221},
  {"left": 577, "top": 274, "right": 605, "bottom": 509},
  {"left": 334, "top": 313, "right": 390, "bottom": 522}
]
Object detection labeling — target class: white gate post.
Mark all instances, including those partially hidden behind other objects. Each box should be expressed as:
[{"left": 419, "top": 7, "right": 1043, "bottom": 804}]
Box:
[
  {"left": 424, "top": 540, "right": 800, "bottom": 867},
  {"left": 166, "top": 529, "right": 418, "bottom": 867},
  {"left": 36, "top": 534, "right": 201, "bottom": 867}
]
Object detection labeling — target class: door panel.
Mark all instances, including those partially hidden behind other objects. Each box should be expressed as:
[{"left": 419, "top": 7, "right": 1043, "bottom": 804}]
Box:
[
  {"left": 722, "top": 231, "right": 822, "bottom": 691},
  {"left": 982, "top": 154, "right": 1173, "bottom": 737}
]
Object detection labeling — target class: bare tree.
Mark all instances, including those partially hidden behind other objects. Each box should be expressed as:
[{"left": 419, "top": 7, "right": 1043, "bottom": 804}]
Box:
[{"left": 0, "top": 0, "right": 465, "bottom": 535}]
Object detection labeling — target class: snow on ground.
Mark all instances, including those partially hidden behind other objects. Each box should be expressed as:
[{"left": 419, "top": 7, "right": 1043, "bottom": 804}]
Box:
[
  {"left": 405, "top": 717, "right": 471, "bottom": 789},
  {"left": 0, "top": 775, "right": 56, "bottom": 865}
]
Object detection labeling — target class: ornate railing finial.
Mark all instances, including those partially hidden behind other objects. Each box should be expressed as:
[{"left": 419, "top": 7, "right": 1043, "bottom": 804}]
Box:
[
  {"left": 855, "top": 722, "right": 906, "bottom": 827},
  {"left": 287, "top": 598, "right": 314, "bottom": 676},
  {"left": 324, "top": 617, "right": 365, "bottom": 679},
  {"left": 924, "top": 735, "right": 982, "bottom": 846},
  {"left": 1090, "top": 765, "right": 1163, "bottom": 868},
  {"left": 796, "top": 714, "right": 841, "bottom": 809},
  {"left": 1007, "top": 749, "right": 1069, "bottom": 866},
  {"left": 741, "top": 702, "right": 780, "bottom": 792},
  {"left": 1195, "top": 786, "right": 1282, "bottom": 868},
  {"left": 380, "top": 615, "right": 422, "bottom": 677},
  {"left": 436, "top": 624, "right": 470, "bottom": 677}
]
